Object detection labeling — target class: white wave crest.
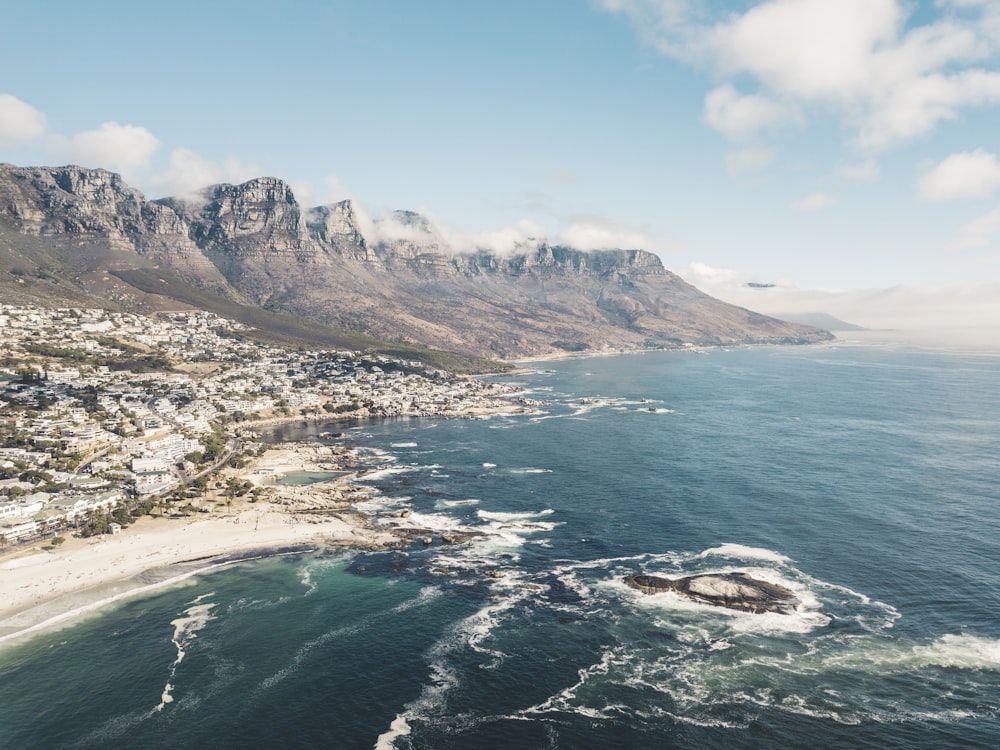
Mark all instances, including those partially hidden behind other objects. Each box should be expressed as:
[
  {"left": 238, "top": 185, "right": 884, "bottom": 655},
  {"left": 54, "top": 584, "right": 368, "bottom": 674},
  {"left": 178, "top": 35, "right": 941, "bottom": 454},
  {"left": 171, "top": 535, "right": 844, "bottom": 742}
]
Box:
[
  {"left": 825, "top": 633, "right": 1000, "bottom": 673},
  {"left": 477, "top": 509, "right": 555, "bottom": 523},
  {"left": 697, "top": 544, "right": 793, "bottom": 564},
  {"left": 358, "top": 466, "right": 417, "bottom": 482},
  {"left": 435, "top": 498, "right": 481, "bottom": 509}
]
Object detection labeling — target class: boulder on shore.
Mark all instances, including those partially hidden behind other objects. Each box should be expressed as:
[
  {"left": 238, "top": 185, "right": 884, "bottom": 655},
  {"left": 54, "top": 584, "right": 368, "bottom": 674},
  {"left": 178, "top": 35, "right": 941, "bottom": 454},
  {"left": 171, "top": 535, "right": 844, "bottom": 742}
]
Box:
[{"left": 623, "top": 571, "right": 798, "bottom": 614}]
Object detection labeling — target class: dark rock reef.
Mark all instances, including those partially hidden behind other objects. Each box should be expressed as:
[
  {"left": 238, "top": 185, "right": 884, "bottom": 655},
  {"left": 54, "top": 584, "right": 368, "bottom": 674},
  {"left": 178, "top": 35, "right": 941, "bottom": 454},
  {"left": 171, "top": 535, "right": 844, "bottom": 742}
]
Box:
[{"left": 623, "top": 571, "right": 799, "bottom": 614}]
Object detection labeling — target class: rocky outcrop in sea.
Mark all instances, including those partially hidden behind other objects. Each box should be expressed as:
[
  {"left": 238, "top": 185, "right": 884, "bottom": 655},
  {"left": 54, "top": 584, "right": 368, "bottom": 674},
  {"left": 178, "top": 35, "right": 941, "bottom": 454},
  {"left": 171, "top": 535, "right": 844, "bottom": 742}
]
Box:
[{"left": 623, "top": 571, "right": 799, "bottom": 614}]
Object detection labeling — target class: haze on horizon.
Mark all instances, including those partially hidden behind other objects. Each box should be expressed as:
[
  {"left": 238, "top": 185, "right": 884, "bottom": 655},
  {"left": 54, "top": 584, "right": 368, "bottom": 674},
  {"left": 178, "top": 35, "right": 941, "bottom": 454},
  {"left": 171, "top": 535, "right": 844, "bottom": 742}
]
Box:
[{"left": 1, "top": 1, "right": 998, "bottom": 342}]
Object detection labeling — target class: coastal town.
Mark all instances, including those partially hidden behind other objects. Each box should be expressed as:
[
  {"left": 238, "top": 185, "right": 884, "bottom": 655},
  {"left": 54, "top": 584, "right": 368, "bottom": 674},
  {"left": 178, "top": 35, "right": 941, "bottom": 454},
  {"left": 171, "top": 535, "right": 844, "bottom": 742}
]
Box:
[{"left": 0, "top": 303, "right": 531, "bottom": 553}]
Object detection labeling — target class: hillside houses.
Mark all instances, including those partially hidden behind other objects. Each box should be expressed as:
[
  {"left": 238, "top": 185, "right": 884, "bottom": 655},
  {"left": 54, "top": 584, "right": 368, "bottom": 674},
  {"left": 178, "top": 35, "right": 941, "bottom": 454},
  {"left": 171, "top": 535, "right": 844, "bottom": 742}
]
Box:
[{"left": 0, "top": 303, "right": 521, "bottom": 546}]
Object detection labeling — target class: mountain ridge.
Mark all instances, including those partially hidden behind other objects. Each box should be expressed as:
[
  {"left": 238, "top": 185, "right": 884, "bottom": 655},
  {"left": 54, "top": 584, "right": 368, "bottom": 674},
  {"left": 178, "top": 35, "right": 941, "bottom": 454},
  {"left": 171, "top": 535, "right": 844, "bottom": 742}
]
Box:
[{"left": 0, "top": 163, "right": 832, "bottom": 360}]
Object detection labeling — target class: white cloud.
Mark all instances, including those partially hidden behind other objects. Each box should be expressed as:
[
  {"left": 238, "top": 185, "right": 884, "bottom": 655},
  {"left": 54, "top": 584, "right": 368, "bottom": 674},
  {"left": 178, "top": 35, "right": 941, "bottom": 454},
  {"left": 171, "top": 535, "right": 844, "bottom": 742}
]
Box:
[
  {"left": 312, "top": 173, "right": 377, "bottom": 242},
  {"left": 0, "top": 94, "right": 46, "bottom": 145},
  {"left": 683, "top": 261, "right": 751, "bottom": 288},
  {"left": 791, "top": 192, "right": 836, "bottom": 211},
  {"left": 0, "top": 98, "right": 267, "bottom": 206},
  {"left": 370, "top": 213, "right": 677, "bottom": 256},
  {"left": 149, "top": 147, "right": 260, "bottom": 198},
  {"left": 947, "top": 206, "right": 1000, "bottom": 249},
  {"left": 369, "top": 210, "right": 665, "bottom": 256},
  {"left": 681, "top": 260, "right": 1000, "bottom": 347},
  {"left": 60, "top": 121, "right": 160, "bottom": 172},
  {"left": 365, "top": 212, "right": 547, "bottom": 256},
  {"left": 857, "top": 70, "right": 1000, "bottom": 150},
  {"left": 596, "top": 0, "right": 705, "bottom": 58},
  {"left": 726, "top": 146, "right": 776, "bottom": 178},
  {"left": 298, "top": 174, "right": 539, "bottom": 254},
  {"left": 288, "top": 180, "right": 316, "bottom": 210},
  {"left": 472, "top": 219, "right": 547, "bottom": 255},
  {"left": 704, "top": 85, "right": 799, "bottom": 139},
  {"left": 602, "top": 0, "right": 1000, "bottom": 151},
  {"left": 710, "top": 0, "right": 902, "bottom": 102},
  {"left": 556, "top": 218, "right": 658, "bottom": 251},
  {"left": 919, "top": 149, "right": 1000, "bottom": 200},
  {"left": 320, "top": 173, "right": 355, "bottom": 205},
  {"left": 371, "top": 208, "right": 476, "bottom": 255}
]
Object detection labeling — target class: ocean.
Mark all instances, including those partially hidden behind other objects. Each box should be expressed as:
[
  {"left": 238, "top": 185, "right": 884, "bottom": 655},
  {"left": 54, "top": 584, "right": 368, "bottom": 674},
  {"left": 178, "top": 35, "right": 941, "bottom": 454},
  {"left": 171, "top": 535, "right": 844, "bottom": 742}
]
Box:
[{"left": 2, "top": 340, "right": 999, "bottom": 749}]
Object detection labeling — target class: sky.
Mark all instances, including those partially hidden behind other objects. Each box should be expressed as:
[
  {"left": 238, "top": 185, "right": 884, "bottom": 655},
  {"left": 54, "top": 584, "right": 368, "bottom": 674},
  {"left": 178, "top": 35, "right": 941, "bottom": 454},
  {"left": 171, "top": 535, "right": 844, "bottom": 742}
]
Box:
[{"left": 1, "top": 0, "right": 999, "bottom": 338}]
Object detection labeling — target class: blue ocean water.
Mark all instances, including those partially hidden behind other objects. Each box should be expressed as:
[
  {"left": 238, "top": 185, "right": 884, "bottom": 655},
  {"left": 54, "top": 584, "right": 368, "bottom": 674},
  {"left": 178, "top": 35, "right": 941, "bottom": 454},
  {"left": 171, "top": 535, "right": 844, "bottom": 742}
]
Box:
[{"left": 2, "top": 342, "right": 1000, "bottom": 749}]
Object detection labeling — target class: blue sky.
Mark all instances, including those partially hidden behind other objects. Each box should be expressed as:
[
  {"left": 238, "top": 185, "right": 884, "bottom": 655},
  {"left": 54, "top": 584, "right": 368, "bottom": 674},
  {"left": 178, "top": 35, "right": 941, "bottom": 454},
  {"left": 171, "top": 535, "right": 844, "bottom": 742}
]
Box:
[{"left": 2, "top": 1, "right": 999, "bottom": 335}]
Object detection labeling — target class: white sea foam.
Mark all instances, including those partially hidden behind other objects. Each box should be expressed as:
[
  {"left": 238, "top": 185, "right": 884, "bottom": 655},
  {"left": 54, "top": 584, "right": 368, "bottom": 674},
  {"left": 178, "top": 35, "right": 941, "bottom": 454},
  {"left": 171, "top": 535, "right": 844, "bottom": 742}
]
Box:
[
  {"left": 821, "top": 632, "right": 1000, "bottom": 673},
  {"left": 376, "top": 607, "right": 487, "bottom": 748},
  {"left": 352, "top": 493, "right": 411, "bottom": 514},
  {"left": 357, "top": 466, "right": 417, "bottom": 482},
  {"left": 297, "top": 558, "right": 343, "bottom": 597},
  {"left": 435, "top": 498, "right": 481, "bottom": 509},
  {"left": 390, "top": 441, "right": 418, "bottom": 448},
  {"left": 477, "top": 509, "right": 555, "bottom": 523},
  {"left": 697, "top": 544, "right": 793, "bottom": 564},
  {"left": 521, "top": 647, "right": 636, "bottom": 721},
  {"left": 384, "top": 575, "right": 546, "bottom": 748},
  {"left": 353, "top": 446, "right": 392, "bottom": 457},
  {"left": 374, "top": 714, "right": 412, "bottom": 749},
  {"left": 481, "top": 462, "right": 497, "bottom": 468},
  {"left": 154, "top": 596, "right": 217, "bottom": 712},
  {"left": 507, "top": 467, "right": 553, "bottom": 474},
  {"left": 389, "top": 510, "right": 467, "bottom": 533},
  {"left": 0, "top": 557, "right": 251, "bottom": 646},
  {"left": 520, "top": 621, "right": 1000, "bottom": 733},
  {"left": 465, "top": 509, "right": 560, "bottom": 553}
]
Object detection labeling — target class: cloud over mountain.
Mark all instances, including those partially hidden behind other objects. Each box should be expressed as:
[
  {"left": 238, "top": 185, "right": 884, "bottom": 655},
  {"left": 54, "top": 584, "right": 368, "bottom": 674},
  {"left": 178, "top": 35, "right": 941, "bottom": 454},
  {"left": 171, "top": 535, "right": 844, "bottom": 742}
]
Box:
[{"left": 0, "top": 94, "right": 46, "bottom": 145}]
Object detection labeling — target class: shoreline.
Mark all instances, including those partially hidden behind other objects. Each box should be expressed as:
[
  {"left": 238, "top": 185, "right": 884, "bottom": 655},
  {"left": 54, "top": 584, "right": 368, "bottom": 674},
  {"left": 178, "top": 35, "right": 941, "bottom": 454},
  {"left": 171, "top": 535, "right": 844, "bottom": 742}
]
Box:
[
  {"left": 0, "top": 390, "right": 542, "bottom": 643},
  {"left": 0, "top": 345, "right": 815, "bottom": 643},
  {"left": 0, "top": 506, "right": 400, "bottom": 643},
  {"left": 509, "top": 338, "right": 846, "bottom": 367},
  {"left": 0, "top": 440, "right": 405, "bottom": 643}
]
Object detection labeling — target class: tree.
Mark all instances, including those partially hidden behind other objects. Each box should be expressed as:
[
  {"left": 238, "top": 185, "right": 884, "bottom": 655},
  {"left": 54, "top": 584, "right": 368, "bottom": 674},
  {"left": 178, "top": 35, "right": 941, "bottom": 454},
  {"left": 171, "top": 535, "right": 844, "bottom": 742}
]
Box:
[{"left": 19, "top": 469, "right": 51, "bottom": 483}]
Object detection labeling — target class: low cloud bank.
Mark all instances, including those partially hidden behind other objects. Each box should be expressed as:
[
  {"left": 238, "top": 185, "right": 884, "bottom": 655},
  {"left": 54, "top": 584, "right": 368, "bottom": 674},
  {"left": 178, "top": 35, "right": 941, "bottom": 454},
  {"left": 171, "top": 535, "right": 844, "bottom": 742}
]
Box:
[{"left": 682, "top": 262, "right": 1000, "bottom": 349}]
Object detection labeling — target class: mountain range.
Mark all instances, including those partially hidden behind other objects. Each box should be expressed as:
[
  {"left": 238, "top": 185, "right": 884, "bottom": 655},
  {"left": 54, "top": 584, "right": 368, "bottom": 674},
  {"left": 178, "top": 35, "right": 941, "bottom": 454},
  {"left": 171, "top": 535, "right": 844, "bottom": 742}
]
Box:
[{"left": 0, "top": 164, "right": 831, "bottom": 365}]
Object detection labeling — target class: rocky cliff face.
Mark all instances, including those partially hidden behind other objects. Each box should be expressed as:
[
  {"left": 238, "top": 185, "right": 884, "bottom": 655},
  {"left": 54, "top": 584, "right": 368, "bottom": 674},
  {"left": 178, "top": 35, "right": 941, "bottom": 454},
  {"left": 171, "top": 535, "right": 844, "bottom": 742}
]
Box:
[
  {"left": 305, "top": 201, "right": 380, "bottom": 265},
  {"left": 0, "top": 165, "right": 146, "bottom": 247},
  {"left": 0, "top": 164, "right": 231, "bottom": 292},
  {"left": 0, "top": 164, "right": 832, "bottom": 358},
  {"left": 160, "top": 178, "right": 308, "bottom": 259}
]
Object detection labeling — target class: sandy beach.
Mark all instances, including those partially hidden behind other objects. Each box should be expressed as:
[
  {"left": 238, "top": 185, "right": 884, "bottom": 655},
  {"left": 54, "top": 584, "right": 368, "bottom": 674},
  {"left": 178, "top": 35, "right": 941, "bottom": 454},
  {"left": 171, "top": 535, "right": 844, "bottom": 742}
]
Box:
[{"left": 0, "top": 443, "right": 400, "bottom": 642}]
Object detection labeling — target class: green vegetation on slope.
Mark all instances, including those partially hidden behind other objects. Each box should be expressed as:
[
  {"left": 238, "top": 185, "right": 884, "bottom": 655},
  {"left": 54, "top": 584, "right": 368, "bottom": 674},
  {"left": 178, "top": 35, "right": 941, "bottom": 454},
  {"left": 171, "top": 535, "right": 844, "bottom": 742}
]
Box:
[{"left": 109, "top": 268, "right": 507, "bottom": 373}]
